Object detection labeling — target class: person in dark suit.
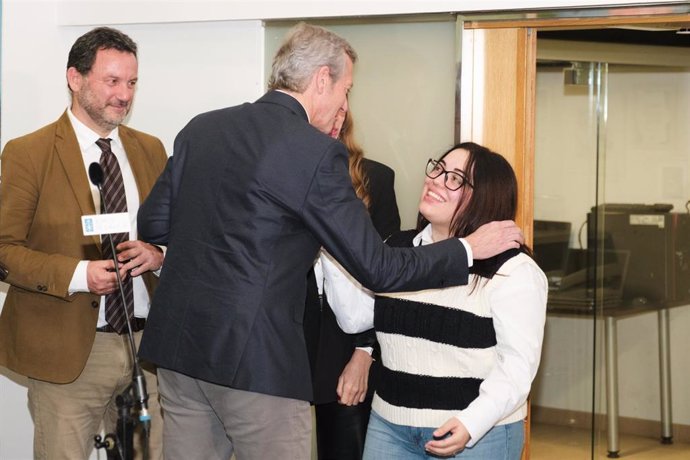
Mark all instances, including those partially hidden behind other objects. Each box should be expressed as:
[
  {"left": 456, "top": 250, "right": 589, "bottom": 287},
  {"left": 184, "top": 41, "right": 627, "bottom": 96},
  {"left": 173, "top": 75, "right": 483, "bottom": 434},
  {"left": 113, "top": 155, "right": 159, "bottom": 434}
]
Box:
[
  {"left": 0, "top": 27, "right": 167, "bottom": 459},
  {"left": 304, "top": 109, "right": 400, "bottom": 460},
  {"left": 137, "top": 22, "right": 523, "bottom": 460}
]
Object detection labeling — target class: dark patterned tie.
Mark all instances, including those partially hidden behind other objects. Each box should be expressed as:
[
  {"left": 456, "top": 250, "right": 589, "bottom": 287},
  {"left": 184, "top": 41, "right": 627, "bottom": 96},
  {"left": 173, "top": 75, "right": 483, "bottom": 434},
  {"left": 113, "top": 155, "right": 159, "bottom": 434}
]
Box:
[{"left": 96, "top": 138, "right": 134, "bottom": 334}]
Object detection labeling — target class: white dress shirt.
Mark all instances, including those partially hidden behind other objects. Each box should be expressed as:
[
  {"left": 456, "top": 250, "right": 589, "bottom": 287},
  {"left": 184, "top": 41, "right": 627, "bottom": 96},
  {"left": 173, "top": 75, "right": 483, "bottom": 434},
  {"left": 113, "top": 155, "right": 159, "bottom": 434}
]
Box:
[
  {"left": 66, "top": 108, "right": 151, "bottom": 326},
  {"left": 318, "top": 230, "right": 473, "bottom": 334}
]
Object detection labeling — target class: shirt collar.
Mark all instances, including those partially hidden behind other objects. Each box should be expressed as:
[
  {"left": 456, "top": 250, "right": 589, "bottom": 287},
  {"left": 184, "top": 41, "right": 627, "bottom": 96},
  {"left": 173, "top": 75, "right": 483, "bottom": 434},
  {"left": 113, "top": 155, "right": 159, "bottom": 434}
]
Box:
[
  {"left": 413, "top": 224, "right": 435, "bottom": 247},
  {"left": 67, "top": 107, "right": 121, "bottom": 152}
]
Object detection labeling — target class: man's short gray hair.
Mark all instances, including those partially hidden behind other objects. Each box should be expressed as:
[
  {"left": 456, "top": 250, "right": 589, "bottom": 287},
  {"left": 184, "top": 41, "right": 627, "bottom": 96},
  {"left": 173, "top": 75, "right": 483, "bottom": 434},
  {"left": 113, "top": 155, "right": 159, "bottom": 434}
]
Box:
[{"left": 268, "top": 23, "right": 357, "bottom": 93}]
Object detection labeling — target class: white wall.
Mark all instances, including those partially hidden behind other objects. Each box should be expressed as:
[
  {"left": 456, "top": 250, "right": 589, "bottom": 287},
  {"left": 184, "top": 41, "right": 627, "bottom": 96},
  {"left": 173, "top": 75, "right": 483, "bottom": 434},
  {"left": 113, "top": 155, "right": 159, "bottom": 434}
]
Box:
[
  {"left": 54, "top": 0, "right": 673, "bottom": 25},
  {"left": 1, "top": 6, "right": 265, "bottom": 155}
]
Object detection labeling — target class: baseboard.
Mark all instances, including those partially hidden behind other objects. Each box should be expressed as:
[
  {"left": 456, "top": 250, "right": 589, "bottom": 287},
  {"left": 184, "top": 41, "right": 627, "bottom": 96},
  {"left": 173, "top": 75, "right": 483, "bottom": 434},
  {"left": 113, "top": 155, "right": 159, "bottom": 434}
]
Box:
[{"left": 531, "top": 405, "right": 690, "bottom": 443}]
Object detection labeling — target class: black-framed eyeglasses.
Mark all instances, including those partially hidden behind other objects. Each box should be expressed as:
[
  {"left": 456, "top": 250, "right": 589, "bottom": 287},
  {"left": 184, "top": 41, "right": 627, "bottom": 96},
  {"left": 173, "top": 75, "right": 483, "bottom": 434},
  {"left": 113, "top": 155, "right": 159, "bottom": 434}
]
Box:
[{"left": 425, "top": 159, "right": 473, "bottom": 191}]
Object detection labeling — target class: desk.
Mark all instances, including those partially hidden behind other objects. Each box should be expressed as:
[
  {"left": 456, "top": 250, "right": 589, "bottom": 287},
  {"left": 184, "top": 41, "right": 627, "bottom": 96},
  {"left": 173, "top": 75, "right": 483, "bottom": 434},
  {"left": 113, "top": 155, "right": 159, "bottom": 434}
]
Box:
[{"left": 547, "top": 302, "right": 680, "bottom": 458}]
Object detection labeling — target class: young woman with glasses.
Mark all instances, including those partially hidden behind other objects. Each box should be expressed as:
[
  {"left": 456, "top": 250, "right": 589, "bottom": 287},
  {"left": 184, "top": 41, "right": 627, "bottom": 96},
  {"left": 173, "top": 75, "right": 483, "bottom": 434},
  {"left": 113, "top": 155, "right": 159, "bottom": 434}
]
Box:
[
  {"left": 326, "top": 142, "right": 547, "bottom": 459},
  {"left": 364, "top": 142, "right": 547, "bottom": 459}
]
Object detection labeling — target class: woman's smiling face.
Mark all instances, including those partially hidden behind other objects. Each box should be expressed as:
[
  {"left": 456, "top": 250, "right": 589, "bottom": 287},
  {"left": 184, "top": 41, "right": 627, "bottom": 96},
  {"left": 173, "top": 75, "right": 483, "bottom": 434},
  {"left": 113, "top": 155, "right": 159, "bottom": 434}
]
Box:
[{"left": 418, "top": 148, "right": 473, "bottom": 240}]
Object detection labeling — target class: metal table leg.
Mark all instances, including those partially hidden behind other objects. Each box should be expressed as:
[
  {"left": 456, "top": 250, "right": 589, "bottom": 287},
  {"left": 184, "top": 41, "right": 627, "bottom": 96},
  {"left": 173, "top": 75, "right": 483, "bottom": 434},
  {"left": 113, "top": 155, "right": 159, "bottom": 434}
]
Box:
[
  {"left": 658, "top": 308, "right": 673, "bottom": 444},
  {"left": 605, "top": 316, "right": 620, "bottom": 458}
]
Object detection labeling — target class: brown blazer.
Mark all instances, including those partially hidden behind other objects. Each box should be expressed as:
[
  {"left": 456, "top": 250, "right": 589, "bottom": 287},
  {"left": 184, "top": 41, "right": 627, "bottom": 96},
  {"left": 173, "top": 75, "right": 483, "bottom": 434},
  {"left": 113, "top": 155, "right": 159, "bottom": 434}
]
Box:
[{"left": 0, "top": 111, "right": 167, "bottom": 383}]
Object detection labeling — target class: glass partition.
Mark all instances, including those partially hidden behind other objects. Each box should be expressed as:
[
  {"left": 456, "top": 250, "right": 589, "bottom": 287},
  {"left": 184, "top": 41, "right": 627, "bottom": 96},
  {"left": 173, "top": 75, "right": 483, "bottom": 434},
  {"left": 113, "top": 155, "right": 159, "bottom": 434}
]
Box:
[
  {"left": 532, "top": 38, "right": 690, "bottom": 459},
  {"left": 531, "top": 59, "right": 607, "bottom": 459}
]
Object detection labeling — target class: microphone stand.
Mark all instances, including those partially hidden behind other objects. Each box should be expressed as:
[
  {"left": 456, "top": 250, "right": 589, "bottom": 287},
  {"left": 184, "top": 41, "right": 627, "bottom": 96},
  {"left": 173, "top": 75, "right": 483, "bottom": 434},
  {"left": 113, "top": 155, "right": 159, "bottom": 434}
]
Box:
[{"left": 90, "top": 164, "right": 151, "bottom": 460}]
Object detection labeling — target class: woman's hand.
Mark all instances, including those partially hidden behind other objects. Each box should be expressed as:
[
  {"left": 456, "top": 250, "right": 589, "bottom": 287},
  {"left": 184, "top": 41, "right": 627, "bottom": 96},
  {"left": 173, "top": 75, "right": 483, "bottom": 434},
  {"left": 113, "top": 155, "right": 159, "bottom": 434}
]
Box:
[
  {"left": 424, "top": 417, "right": 471, "bottom": 457},
  {"left": 336, "top": 349, "right": 373, "bottom": 405}
]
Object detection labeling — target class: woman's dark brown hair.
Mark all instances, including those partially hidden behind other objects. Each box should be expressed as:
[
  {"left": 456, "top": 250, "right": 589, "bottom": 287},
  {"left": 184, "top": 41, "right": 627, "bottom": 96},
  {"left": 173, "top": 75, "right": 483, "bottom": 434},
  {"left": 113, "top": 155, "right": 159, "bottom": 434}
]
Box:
[{"left": 417, "top": 142, "right": 530, "bottom": 285}]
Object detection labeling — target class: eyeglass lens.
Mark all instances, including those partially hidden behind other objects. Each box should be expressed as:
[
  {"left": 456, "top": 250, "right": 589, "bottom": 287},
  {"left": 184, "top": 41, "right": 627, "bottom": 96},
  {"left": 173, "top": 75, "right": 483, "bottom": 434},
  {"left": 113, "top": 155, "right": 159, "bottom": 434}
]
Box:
[{"left": 426, "top": 160, "right": 466, "bottom": 191}]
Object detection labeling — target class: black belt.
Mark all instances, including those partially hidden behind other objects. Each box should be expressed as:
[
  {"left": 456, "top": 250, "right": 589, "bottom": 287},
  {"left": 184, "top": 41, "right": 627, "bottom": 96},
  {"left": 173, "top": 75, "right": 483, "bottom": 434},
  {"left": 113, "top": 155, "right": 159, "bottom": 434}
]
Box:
[{"left": 96, "top": 317, "right": 146, "bottom": 333}]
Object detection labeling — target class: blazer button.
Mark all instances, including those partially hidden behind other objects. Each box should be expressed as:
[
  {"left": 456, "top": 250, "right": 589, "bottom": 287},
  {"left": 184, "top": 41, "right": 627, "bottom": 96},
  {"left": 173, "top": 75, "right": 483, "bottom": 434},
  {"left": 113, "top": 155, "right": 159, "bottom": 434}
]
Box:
[
  {"left": 91, "top": 301, "right": 99, "bottom": 309},
  {"left": 37, "top": 285, "right": 46, "bottom": 292}
]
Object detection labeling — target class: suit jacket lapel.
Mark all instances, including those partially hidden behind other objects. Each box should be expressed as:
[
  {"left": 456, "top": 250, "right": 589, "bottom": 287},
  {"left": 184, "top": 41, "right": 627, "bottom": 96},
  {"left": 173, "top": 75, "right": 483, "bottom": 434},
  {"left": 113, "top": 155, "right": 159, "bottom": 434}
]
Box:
[{"left": 53, "top": 111, "right": 100, "bottom": 247}]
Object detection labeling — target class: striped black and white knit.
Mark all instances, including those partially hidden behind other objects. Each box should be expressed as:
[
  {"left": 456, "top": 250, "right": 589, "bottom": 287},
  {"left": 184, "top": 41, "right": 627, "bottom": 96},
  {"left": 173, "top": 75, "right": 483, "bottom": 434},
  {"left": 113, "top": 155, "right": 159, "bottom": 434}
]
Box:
[{"left": 372, "top": 225, "right": 548, "bottom": 446}]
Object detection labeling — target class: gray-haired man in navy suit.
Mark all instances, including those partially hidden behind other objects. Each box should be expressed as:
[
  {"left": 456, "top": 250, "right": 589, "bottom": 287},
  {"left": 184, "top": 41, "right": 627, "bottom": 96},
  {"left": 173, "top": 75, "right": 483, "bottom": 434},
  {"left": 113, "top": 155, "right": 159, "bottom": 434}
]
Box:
[{"left": 137, "top": 22, "right": 523, "bottom": 460}]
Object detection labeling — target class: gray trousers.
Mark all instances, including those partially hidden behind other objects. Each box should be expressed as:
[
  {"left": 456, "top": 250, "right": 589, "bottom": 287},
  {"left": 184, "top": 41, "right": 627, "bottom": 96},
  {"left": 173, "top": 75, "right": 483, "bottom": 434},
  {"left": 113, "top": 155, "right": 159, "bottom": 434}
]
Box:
[{"left": 157, "top": 368, "right": 311, "bottom": 460}]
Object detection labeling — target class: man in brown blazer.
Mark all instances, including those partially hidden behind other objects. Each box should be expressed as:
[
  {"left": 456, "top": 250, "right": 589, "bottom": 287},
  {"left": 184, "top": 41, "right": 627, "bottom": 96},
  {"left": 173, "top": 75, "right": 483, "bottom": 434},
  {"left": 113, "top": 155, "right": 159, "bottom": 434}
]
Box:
[{"left": 0, "top": 27, "right": 167, "bottom": 459}]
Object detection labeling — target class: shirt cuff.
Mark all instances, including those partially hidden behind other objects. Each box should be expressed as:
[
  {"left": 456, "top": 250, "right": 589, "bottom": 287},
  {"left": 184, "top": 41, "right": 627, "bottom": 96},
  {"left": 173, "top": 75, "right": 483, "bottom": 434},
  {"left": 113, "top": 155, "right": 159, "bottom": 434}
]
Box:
[
  {"left": 456, "top": 396, "right": 499, "bottom": 447},
  {"left": 458, "top": 238, "right": 474, "bottom": 267},
  {"left": 68, "top": 260, "right": 90, "bottom": 294},
  {"left": 355, "top": 346, "right": 374, "bottom": 356},
  {"left": 153, "top": 244, "right": 166, "bottom": 277}
]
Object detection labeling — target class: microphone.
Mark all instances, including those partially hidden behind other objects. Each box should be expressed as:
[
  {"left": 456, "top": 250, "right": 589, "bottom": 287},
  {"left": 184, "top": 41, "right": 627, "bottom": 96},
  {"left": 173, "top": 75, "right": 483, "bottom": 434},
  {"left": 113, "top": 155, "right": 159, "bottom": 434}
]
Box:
[
  {"left": 88, "top": 162, "right": 151, "bottom": 436},
  {"left": 89, "top": 162, "right": 104, "bottom": 188}
]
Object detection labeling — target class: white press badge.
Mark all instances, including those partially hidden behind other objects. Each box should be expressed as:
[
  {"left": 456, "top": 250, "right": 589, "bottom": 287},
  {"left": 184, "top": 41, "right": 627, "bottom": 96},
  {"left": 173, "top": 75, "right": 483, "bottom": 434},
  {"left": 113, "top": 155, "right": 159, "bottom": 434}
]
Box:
[{"left": 82, "top": 213, "right": 131, "bottom": 236}]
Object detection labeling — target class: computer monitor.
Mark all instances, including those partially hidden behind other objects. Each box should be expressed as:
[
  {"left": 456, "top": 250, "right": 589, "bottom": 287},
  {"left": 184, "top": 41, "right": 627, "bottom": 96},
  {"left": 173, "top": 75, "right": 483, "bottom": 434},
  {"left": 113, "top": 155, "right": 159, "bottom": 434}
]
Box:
[
  {"left": 533, "top": 220, "right": 572, "bottom": 277},
  {"left": 587, "top": 204, "right": 690, "bottom": 306}
]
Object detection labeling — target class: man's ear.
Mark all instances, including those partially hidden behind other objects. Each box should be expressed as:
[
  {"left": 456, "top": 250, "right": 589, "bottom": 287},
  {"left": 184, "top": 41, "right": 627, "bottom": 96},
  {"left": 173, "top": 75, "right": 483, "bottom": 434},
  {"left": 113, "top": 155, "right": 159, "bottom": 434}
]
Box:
[
  {"left": 66, "top": 67, "right": 82, "bottom": 93},
  {"left": 315, "top": 65, "right": 331, "bottom": 94}
]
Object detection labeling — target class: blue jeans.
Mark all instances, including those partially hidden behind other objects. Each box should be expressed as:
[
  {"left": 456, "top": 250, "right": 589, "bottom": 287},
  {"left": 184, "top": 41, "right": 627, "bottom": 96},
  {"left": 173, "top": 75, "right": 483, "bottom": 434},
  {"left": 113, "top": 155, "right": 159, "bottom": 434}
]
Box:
[{"left": 363, "top": 410, "right": 524, "bottom": 460}]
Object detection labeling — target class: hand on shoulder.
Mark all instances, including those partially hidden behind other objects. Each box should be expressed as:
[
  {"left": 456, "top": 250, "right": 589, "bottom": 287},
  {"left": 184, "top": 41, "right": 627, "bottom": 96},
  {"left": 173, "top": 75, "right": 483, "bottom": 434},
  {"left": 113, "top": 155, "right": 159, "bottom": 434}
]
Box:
[{"left": 465, "top": 220, "right": 524, "bottom": 260}]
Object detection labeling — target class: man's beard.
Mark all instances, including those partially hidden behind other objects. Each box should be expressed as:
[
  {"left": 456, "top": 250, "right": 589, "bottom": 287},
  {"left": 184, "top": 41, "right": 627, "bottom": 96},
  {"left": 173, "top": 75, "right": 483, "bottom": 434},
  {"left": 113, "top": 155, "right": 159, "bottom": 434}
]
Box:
[{"left": 77, "top": 88, "right": 130, "bottom": 132}]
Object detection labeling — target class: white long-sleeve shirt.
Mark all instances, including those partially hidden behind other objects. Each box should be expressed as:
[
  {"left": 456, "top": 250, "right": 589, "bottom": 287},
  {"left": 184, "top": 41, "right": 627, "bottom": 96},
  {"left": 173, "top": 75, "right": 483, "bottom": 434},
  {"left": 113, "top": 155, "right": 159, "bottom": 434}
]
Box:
[
  {"left": 316, "top": 232, "right": 474, "bottom": 334},
  {"left": 324, "top": 224, "right": 547, "bottom": 447},
  {"left": 65, "top": 108, "right": 152, "bottom": 326}
]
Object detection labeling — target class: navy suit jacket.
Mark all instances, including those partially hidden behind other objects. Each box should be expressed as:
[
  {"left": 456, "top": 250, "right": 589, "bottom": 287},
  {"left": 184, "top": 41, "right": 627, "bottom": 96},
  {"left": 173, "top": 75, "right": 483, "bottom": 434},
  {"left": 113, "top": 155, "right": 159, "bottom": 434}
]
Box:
[
  {"left": 304, "top": 159, "right": 400, "bottom": 404},
  {"left": 137, "top": 91, "right": 469, "bottom": 401}
]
